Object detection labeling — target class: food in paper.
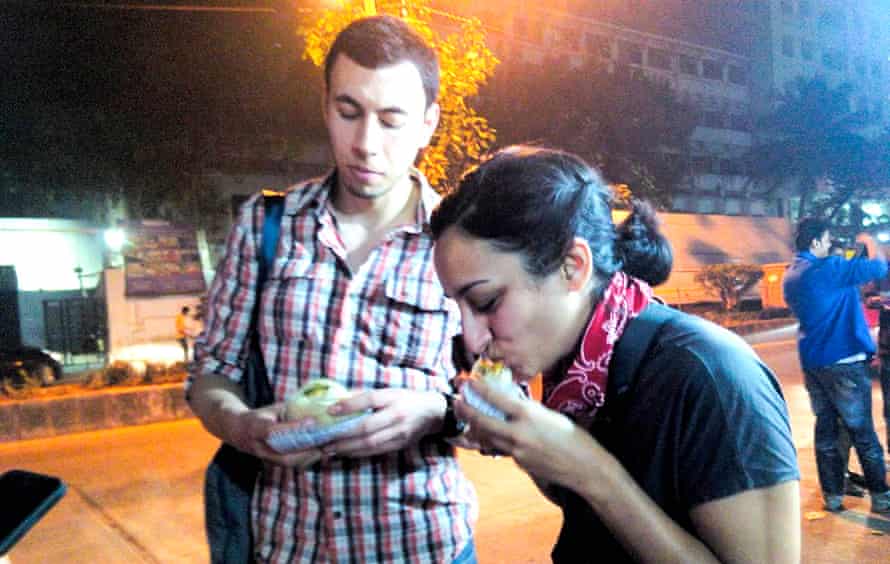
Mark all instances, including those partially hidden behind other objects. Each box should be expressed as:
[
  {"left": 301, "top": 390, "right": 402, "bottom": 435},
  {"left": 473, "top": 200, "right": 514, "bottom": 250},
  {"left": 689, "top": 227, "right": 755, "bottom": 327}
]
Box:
[
  {"left": 266, "top": 378, "right": 369, "bottom": 453},
  {"left": 460, "top": 358, "right": 523, "bottom": 421}
]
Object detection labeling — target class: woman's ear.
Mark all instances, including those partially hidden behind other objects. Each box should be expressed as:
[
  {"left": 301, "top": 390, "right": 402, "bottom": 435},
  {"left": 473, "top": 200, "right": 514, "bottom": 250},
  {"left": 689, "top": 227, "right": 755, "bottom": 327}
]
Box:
[{"left": 562, "top": 238, "right": 594, "bottom": 292}]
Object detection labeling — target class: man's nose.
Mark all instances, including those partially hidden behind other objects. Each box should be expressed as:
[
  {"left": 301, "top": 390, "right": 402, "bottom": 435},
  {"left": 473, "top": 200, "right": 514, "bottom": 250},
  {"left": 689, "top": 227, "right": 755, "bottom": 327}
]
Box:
[{"left": 353, "top": 116, "right": 381, "bottom": 157}]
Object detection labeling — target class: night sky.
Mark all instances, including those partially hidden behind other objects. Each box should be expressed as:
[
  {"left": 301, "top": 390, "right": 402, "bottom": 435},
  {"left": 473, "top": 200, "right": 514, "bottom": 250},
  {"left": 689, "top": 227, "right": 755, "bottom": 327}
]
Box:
[{"left": 1, "top": 1, "right": 315, "bottom": 146}]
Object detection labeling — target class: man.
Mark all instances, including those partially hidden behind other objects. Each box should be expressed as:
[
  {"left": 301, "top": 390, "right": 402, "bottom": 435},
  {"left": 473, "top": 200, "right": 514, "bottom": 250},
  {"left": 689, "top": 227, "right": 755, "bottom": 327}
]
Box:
[
  {"left": 189, "top": 16, "right": 477, "bottom": 563},
  {"left": 175, "top": 306, "right": 191, "bottom": 361},
  {"left": 866, "top": 281, "right": 890, "bottom": 457},
  {"left": 783, "top": 217, "right": 890, "bottom": 514}
]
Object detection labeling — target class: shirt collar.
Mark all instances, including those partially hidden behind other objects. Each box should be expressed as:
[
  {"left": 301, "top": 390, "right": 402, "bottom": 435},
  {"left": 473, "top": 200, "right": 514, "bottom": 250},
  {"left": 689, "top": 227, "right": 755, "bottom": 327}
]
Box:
[
  {"left": 798, "top": 251, "right": 820, "bottom": 262},
  {"left": 285, "top": 168, "right": 440, "bottom": 234}
]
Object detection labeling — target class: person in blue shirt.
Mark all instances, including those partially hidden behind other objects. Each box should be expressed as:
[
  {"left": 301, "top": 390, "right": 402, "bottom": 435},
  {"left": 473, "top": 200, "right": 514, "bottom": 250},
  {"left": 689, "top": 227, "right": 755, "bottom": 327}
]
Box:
[{"left": 783, "top": 217, "right": 890, "bottom": 513}]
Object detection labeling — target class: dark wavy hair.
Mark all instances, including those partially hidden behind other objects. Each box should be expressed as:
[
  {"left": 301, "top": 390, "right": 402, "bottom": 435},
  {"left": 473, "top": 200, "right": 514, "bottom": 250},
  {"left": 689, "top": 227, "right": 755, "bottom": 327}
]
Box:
[
  {"left": 794, "top": 217, "right": 830, "bottom": 252},
  {"left": 324, "top": 15, "right": 439, "bottom": 108},
  {"left": 430, "top": 145, "right": 672, "bottom": 288}
]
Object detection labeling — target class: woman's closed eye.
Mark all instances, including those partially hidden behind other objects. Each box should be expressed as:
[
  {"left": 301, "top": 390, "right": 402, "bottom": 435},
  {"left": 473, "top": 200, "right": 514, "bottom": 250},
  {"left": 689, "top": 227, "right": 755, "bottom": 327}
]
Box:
[{"left": 470, "top": 294, "right": 499, "bottom": 314}]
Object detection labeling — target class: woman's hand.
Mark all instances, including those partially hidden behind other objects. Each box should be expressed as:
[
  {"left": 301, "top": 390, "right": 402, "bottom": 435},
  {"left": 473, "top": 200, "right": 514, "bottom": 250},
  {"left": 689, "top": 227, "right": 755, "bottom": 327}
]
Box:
[{"left": 454, "top": 378, "right": 603, "bottom": 490}]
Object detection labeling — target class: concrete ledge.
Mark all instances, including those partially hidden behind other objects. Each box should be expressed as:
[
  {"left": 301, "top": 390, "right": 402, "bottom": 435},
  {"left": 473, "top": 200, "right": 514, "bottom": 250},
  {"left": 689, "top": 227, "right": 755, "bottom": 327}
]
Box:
[
  {"left": 0, "top": 383, "right": 193, "bottom": 443},
  {"left": 727, "top": 318, "right": 796, "bottom": 336}
]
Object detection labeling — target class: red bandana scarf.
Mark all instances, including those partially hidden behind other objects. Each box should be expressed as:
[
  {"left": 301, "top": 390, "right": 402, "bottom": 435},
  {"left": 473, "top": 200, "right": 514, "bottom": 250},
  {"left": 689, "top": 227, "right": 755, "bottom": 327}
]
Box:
[{"left": 543, "top": 271, "right": 652, "bottom": 426}]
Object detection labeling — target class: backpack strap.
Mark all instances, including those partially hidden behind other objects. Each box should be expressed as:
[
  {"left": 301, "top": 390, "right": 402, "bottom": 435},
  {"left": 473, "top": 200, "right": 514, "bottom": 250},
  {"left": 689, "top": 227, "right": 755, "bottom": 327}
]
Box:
[
  {"left": 259, "top": 190, "right": 286, "bottom": 282},
  {"left": 241, "top": 190, "right": 286, "bottom": 409},
  {"left": 608, "top": 302, "right": 676, "bottom": 397}
]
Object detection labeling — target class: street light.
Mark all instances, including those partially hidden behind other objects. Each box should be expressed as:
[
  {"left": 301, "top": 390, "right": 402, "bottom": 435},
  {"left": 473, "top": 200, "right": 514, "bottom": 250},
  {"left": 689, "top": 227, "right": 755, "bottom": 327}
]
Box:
[{"left": 104, "top": 228, "right": 125, "bottom": 253}]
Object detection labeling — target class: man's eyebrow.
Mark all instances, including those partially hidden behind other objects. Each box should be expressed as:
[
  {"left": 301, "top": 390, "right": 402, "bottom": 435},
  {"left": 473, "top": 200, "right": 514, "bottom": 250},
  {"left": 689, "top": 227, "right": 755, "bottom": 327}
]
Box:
[
  {"left": 333, "top": 95, "right": 407, "bottom": 116},
  {"left": 333, "top": 94, "right": 361, "bottom": 108},
  {"left": 379, "top": 107, "right": 408, "bottom": 116}
]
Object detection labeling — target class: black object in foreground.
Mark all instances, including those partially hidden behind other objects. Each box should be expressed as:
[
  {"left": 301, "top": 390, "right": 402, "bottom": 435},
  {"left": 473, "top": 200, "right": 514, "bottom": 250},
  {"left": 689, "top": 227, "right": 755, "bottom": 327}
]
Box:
[{"left": 0, "top": 469, "right": 67, "bottom": 556}]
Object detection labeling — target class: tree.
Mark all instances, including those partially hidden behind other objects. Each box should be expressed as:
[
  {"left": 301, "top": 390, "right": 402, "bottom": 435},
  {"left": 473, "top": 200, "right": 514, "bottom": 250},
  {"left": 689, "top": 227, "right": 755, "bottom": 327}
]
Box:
[
  {"left": 477, "top": 60, "right": 696, "bottom": 209},
  {"left": 299, "top": 0, "right": 498, "bottom": 190},
  {"left": 745, "top": 77, "right": 874, "bottom": 219},
  {"left": 694, "top": 264, "right": 764, "bottom": 311}
]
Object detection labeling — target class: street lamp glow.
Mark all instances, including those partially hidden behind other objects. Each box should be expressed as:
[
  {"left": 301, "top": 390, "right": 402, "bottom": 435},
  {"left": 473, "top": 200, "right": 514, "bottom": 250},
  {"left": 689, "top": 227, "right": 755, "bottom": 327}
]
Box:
[
  {"left": 862, "top": 202, "right": 883, "bottom": 216},
  {"left": 104, "top": 228, "right": 126, "bottom": 252}
]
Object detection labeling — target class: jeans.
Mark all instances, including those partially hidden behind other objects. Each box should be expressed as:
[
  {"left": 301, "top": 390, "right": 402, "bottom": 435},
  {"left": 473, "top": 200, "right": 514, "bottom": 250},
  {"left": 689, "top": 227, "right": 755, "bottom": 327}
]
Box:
[
  {"left": 453, "top": 538, "right": 477, "bottom": 564},
  {"left": 881, "top": 360, "right": 890, "bottom": 453},
  {"left": 804, "top": 362, "right": 889, "bottom": 495}
]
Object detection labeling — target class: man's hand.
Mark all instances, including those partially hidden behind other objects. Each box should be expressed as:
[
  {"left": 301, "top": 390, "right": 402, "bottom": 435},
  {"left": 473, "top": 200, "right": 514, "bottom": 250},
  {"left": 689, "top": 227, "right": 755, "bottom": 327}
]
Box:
[
  {"left": 856, "top": 233, "right": 886, "bottom": 262},
  {"left": 318, "top": 389, "right": 447, "bottom": 457},
  {"left": 223, "top": 405, "right": 328, "bottom": 469}
]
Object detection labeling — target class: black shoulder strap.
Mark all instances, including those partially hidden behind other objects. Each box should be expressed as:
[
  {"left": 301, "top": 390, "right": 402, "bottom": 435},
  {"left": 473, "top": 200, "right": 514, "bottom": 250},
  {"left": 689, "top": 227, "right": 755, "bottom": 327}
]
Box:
[
  {"left": 259, "top": 190, "right": 286, "bottom": 281},
  {"left": 609, "top": 302, "right": 676, "bottom": 397},
  {"left": 242, "top": 191, "right": 286, "bottom": 408}
]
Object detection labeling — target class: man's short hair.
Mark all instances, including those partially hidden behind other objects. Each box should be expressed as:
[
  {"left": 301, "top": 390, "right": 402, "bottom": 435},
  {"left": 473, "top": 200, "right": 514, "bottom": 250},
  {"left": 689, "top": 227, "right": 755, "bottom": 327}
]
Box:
[
  {"left": 323, "top": 15, "right": 440, "bottom": 108},
  {"left": 794, "top": 217, "right": 830, "bottom": 252}
]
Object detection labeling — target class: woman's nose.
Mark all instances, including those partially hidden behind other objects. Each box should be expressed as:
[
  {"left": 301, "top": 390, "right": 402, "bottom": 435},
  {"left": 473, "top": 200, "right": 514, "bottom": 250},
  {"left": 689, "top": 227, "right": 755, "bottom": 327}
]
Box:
[{"left": 460, "top": 312, "right": 491, "bottom": 357}]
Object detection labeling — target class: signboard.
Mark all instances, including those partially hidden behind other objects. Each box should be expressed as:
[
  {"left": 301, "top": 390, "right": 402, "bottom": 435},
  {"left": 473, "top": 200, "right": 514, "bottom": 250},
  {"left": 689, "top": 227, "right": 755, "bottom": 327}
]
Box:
[{"left": 124, "top": 223, "right": 206, "bottom": 297}]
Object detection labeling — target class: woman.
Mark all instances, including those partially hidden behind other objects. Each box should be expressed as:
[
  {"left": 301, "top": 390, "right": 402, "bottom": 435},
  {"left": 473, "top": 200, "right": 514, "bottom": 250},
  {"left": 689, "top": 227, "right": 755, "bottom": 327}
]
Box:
[{"left": 430, "top": 146, "right": 800, "bottom": 563}]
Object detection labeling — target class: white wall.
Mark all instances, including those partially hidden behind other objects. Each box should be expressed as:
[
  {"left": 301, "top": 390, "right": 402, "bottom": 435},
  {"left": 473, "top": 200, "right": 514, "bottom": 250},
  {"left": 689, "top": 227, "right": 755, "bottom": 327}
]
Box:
[
  {"left": 614, "top": 211, "right": 793, "bottom": 304},
  {"left": 0, "top": 219, "right": 105, "bottom": 291},
  {"left": 104, "top": 268, "right": 202, "bottom": 362}
]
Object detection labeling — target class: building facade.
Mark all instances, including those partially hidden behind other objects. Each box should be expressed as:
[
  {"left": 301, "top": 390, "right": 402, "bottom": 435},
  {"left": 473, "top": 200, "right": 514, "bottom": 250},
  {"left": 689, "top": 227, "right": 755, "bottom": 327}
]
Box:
[
  {"left": 749, "top": 0, "right": 889, "bottom": 131},
  {"left": 437, "top": 0, "right": 889, "bottom": 219},
  {"left": 438, "top": 0, "right": 777, "bottom": 216}
]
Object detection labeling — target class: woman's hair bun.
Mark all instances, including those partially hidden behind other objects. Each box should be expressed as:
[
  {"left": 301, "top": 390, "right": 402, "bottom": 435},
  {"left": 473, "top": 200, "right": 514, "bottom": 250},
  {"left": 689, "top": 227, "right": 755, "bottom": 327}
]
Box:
[{"left": 616, "top": 200, "right": 673, "bottom": 286}]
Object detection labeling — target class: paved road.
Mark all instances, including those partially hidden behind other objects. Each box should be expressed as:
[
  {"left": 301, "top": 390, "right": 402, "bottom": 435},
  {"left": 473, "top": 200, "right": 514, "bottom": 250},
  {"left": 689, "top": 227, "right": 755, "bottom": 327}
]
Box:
[{"left": 2, "top": 334, "right": 889, "bottom": 563}]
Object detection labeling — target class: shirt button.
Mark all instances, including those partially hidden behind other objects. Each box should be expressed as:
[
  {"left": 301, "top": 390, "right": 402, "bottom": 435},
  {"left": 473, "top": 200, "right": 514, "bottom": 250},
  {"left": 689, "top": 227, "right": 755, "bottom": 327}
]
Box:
[{"left": 333, "top": 511, "right": 343, "bottom": 519}]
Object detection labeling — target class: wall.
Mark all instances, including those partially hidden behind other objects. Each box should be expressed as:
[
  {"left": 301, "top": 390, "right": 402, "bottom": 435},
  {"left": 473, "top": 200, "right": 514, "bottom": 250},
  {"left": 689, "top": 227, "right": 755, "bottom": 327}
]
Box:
[
  {"left": 0, "top": 218, "right": 105, "bottom": 292},
  {"left": 613, "top": 211, "right": 793, "bottom": 304},
  {"left": 103, "top": 269, "right": 202, "bottom": 362},
  {"left": 0, "top": 218, "right": 106, "bottom": 348}
]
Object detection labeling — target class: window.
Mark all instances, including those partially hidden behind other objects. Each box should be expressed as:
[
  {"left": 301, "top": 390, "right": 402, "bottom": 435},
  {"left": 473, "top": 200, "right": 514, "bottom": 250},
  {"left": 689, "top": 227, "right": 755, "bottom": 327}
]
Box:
[
  {"left": 873, "top": 61, "right": 883, "bottom": 79},
  {"left": 854, "top": 57, "right": 867, "bottom": 77},
  {"left": 619, "top": 42, "right": 643, "bottom": 65},
  {"left": 647, "top": 48, "right": 671, "bottom": 70},
  {"left": 822, "top": 49, "right": 845, "bottom": 71},
  {"left": 702, "top": 59, "right": 722, "bottom": 80},
  {"left": 586, "top": 33, "right": 611, "bottom": 59},
  {"left": 727, "top": 65, "right": 747, "bottom": 85},
  {"left": 729, "top": 114, "right": 750, "bottom": 131},
  {"left": 781, "top": 36, "right": 795, "bottom": 57},
  {"left": 513, "top": 17, "right": 528, "bottom": 36},
  {"left": 691, "top": 156, "right": 712, "bottom": 174},
  {"left": 702, "top": 111, "right": 725, "bottom": 128},
  {"left": 552, "top": 27, "right": 579, "bottom": 52},
  {"left": 856, "top": 96, "right": 869, "bottom": 114},
  {"left": 781, "top": 1, "right": 793, "bottom": 17},
  {"left": 697, "top": 198, "right": 716, "bottom": 214},
  {"left": 801, "top": 39, "right": 814, "bottom": 60},
  {"left": 818, "top": 10, "right": 845, "bottom": 37},
  {"left": 799, "top": 0, "right": 811, "bottom": 17},
  {"left": 874, "top": 99, "right": 884, "bottom": 120},
  {"left": 678, "top": 54, "right": 698, "bottom": 75}
]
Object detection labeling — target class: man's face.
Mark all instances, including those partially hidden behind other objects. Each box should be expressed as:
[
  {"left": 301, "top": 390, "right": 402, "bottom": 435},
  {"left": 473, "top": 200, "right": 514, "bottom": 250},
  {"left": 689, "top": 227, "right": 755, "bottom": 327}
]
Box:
[
  {"left": 323, "top": 54, "right": 439, "bottom": 202},
  {"left": 811, "top": 230, "right": 832, "bottom": 258}
]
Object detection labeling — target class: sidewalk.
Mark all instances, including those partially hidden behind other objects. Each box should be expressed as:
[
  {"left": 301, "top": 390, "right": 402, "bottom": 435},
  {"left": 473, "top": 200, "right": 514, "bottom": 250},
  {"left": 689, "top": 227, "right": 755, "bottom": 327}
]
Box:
[{"left": 2, "top": 414, "right": 889, "bottom": 563}]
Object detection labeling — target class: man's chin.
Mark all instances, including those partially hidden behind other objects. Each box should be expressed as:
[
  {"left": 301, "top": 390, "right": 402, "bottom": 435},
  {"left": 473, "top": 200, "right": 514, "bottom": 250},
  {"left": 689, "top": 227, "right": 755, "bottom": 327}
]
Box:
[{"left": 342, "top": 180, "right": 390, "bottom": 201}]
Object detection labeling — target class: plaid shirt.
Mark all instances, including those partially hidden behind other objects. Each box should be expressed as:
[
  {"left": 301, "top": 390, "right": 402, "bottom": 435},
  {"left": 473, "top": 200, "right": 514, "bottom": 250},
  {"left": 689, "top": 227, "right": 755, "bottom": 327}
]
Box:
[{"left": 193, "top": 171, "right": 477, "bottom": 563}]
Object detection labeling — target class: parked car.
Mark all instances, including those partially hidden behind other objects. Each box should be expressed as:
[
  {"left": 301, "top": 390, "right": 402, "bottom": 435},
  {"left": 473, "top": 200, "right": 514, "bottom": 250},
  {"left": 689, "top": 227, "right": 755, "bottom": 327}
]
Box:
[{"left": 0, "top": 347, "right": 62, "bottom": 389}]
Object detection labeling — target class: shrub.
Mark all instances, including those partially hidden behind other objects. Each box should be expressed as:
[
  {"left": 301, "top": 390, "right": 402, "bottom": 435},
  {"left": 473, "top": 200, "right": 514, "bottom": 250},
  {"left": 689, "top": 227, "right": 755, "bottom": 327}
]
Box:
[{"left": 694, "top": 264, "right": 764, "bottom": 311}]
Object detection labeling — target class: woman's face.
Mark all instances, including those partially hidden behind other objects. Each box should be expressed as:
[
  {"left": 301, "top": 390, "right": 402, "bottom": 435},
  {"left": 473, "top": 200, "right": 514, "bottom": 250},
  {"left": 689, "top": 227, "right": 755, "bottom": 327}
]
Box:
[{"left": 434, "top": 227, "right": 592, "bottom": 382}]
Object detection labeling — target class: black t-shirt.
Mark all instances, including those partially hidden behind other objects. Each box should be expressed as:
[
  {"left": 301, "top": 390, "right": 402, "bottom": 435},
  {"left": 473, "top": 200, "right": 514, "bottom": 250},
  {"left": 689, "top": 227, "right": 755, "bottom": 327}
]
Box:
[{"left": 550, "top": 305, "right": 800, "bottom": 563}]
